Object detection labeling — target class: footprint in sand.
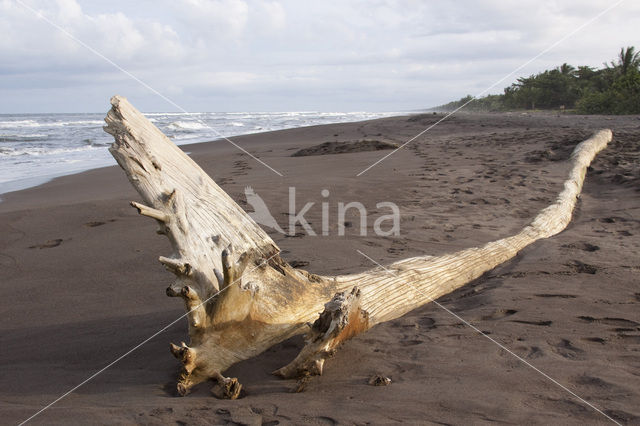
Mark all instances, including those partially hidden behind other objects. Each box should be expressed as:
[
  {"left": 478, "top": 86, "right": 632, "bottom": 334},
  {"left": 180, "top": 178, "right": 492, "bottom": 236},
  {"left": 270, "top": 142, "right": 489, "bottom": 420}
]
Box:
[
  {"left": 618, "top": 334, "right": 640, "bottom": 343},
  {"left": 516, "top": 345, "right": 544, "bottom": 359},
  {"left": 548, "top": 338, "right": 585, "bottom": 360},
  {"left": 84, "top": 219, "right": 116, "bottom": 228},
  {"left": 419, "top": 317, "right": 436, "bottom": 329},
  {"left": 577, "top": 316, "right": 640, "bottom": 327},
  {"left": 400, "top": 339, "right": 424, "bottom": 346},
  {"left": 572, "top": 375, "right": 623, "bottom": 393},
  {"left": 283, "top": 230, "right": 305, "bottom": 238},
  {"left": 148, "top": 407, "right": 173, "bottom": 417},
  {"left": 387, "top": 247, "right": 405, "bottom": 254},
  {"left": 561, "top": 242, "right": 600, "bottom": 252},
  {"left": 565, "top": 260, "right": 598, "bottom": 274},
  {"left": 613, "top": 327, "right": 636, "bottom": 332},
  {"left": 29, "top": 239, "right": 63, "bottom": 249},
  {"left": 481, "top": 309, "right": 517, "bottom": 321},
  {"left": 511, "top": 319, "right": 553, "bottom": 326},
  {"left": 85, "top": 221, "right": 106, "bottom": 227},
  {"left": 602, "top": 409, "right": 639, "bottom": 424},
  {"left": 526, "top": 346, "right": 544, "bottom": 359},
  {"left": 289, "top": 260, "right": 309, "bottom": 268},
  {"left": 581, "top": 337, "right": 607, "bottom": 344},
  {"left": 216, "top": 177, "right": 234, "bottom": 185},
  {"left": 363, "top": 240, "right": 382, "bottom": 248},
  {"left": 534, "top": 293, "right": 577, "bottom": 299},
  {"left": 600, "top": 216, "right": 622, "bottom": 223},
  {"left": 580, "top": 316, "right": 640, "bottom": 342}
]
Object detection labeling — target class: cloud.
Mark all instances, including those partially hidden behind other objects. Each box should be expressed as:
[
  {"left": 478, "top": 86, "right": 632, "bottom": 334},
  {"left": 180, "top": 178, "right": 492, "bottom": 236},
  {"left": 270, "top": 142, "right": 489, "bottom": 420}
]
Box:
[
  {"left": 0, "top": 0, "right": 638, "bottom": 112},
  {"left": 0, "top": 0, "right": 185, "bottom": 71},
  {"left": 177, "top": 0, "right": 249, "bottom": 40}
]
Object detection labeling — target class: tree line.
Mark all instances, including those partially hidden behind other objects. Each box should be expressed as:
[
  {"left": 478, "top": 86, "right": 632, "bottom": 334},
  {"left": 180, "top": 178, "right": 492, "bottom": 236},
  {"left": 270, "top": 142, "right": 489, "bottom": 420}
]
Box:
[{"left": 432, "top": 47, "right": 640, "bottom": 114}]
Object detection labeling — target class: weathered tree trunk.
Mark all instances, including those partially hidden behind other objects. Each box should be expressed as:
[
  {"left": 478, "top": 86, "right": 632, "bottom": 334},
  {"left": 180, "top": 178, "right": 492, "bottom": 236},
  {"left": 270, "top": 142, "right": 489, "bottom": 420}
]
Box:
[{"left": 104, "top": 95, "right": 611, "bottom": 397}]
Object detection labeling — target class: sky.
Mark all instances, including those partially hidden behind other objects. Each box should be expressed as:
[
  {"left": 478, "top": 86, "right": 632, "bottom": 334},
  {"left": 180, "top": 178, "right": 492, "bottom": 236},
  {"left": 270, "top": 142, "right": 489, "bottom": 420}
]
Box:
[{"left": 0, "top": 0, "right": 638, "bottom": 113}]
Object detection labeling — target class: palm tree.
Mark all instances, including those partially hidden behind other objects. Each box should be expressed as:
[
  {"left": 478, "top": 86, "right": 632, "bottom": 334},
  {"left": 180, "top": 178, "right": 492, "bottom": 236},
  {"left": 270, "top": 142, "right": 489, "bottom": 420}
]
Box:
[
  {"left": 559, "top": 63, "right": 576, "bottom": 76},
  {"left": 575, "top": 65, "right": 595, "bottom": 78},
  {"left": 610, "top": 46, "right": 640, "bottom": 74}
]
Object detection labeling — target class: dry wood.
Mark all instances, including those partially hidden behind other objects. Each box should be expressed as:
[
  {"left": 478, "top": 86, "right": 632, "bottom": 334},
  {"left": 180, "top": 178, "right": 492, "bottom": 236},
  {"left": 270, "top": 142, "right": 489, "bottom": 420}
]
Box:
[{"left": 104, "top": 95, "right": 611, "bottom": 396}]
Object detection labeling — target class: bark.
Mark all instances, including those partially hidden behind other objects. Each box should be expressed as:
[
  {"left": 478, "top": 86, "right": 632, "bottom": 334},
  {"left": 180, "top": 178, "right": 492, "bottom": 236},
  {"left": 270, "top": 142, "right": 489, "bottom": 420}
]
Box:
[{"left": 104, "top": 95, "right": 611, "bottom": 396}]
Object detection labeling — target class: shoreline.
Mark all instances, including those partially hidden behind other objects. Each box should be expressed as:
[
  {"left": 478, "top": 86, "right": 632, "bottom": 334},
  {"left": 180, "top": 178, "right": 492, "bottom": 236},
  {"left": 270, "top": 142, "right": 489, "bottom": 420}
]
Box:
[
  {"left": 0, "top": 111, "right": 404, "bottom": 198},
  {"left": 1, "top": 112, "right": 638, "bottom": 424},
  {"left": 0, "top": 114, "right": 413, "bottom": 211},
  {"left": 0, "top": 109, "right": 626, "bottom": 202}
]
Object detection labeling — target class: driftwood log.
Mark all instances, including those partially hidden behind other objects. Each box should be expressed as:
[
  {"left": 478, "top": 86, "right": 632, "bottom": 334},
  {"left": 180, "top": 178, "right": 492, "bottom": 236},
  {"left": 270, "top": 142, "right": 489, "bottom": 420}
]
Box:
[{"left": 104, "top": 95, "right": 612, "bottom": 397}]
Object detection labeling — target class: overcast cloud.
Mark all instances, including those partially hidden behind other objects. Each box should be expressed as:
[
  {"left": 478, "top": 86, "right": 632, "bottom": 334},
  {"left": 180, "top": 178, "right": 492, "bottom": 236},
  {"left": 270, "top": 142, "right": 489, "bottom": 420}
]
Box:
[{"left": 0, "top": 0, "right": 637, "bottom": 112}]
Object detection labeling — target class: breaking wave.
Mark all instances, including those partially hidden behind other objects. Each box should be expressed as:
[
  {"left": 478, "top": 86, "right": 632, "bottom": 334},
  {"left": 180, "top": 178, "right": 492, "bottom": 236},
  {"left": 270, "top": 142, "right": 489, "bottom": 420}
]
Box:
[{"left": 167, "top": 120, "right": 208, "bottom": 131}]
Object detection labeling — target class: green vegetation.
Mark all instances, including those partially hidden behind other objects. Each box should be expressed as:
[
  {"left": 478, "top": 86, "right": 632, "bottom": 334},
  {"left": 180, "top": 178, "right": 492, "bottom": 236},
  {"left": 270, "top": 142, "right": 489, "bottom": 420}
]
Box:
[{"left": 432, "top": 47, "right": 640, "bottom": 115}]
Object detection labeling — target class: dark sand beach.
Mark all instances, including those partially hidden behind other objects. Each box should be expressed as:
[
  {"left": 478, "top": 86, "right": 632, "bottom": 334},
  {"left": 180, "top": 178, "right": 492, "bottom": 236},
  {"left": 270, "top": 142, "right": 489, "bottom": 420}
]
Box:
[{"left": 1, "top": 112, "right": 639, "bottom": 425}]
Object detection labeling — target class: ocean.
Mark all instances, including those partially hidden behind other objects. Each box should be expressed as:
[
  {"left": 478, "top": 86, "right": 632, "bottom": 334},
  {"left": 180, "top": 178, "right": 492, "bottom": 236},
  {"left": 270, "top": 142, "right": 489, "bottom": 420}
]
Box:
[{"left": 0, "top": 110, "right": 398, "bottom": 196}]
